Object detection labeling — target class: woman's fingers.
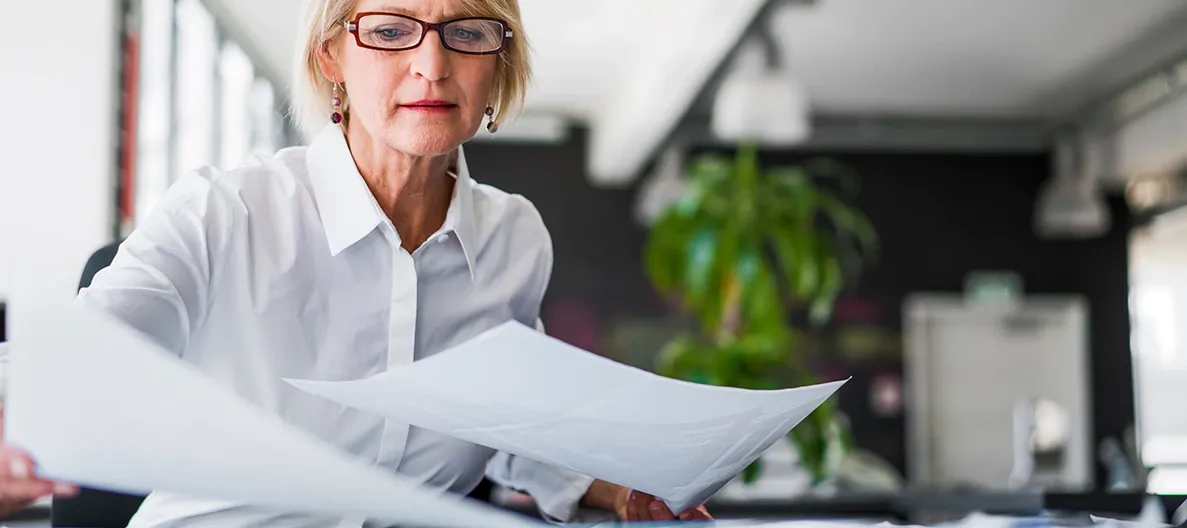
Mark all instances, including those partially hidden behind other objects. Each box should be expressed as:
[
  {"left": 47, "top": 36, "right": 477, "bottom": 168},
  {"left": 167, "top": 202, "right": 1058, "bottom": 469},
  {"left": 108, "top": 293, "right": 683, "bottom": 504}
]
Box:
[
  {"left": 624, "top": 490, "right": 639, "bottom": 521},
  {"left": 679, "top": 505, "right": 713, "bottom": 521},
  {"left": 52, "top": 481, "right": 79, "bottom": 497},
  {"left": 627, "top": 490, "right": 655, "bottom": 522},
  {"left": 0, "top": 447, "right": 73, "bottom": 505},
  {"left": 631, "top": 491, "right": 661, "bottom": 521},
  {"left": 619, "top": 489, "right": 709, "bottom": 523},
  {"left": 647, "top": 499, "right": 676, "bottom": 521}
]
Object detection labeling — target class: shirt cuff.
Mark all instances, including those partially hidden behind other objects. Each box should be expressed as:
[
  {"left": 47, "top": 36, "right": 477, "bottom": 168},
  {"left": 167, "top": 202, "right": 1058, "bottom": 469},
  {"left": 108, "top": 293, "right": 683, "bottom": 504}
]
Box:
[
  {"left": 535, "top": 471, "right": 596, "bottom": 524},
  {"left": 486, "top": 452, "right": 601, "bottom": 524}
]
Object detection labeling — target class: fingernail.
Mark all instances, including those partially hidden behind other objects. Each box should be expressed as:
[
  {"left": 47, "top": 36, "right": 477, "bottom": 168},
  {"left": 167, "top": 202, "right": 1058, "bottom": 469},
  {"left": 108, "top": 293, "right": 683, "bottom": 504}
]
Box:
[
  {"left": 53, "top": 483, "right": 77, "bottom": 496},
  {"left": 10, "top": 459, "right": 28, "bottom": 479}
]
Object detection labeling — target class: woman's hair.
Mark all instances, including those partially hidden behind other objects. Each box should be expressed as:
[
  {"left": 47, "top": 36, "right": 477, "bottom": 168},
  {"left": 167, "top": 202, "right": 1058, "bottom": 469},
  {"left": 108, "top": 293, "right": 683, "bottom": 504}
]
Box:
[{"left": 290, "top": 0, "right": 532, "bottom": 137}]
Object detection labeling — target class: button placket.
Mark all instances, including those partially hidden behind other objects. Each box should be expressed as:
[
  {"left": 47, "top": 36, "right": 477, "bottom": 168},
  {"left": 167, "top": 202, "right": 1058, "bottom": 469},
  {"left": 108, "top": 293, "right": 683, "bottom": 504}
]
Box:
[{"left": 376, "top": 232, "right": 417, "bottom": 468}]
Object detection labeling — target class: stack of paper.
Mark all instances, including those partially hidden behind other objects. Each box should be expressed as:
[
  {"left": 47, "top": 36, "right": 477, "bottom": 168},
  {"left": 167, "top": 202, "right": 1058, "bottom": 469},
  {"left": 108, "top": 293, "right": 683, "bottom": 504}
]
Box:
[
  {"left": 287, "top": 321, "right": 847, "bottom": 514},
  {"left": 3, "top": 297, "right": 539, "bottom": 528}
]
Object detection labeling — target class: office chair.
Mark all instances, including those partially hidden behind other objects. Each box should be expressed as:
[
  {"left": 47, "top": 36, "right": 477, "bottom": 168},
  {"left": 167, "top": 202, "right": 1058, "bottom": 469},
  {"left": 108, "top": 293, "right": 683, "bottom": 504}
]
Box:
[{"left": 50, "top": 240, "right": 496, "bottom": 527}]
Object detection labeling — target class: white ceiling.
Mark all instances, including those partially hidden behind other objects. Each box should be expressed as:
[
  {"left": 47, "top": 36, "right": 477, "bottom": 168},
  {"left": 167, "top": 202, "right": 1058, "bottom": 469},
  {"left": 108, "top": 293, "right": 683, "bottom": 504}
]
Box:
[
  {"left": 770, "top": 0, "right": 1187, "bottom": 120},
  {"left": 206, "top": 0, "right": 1187, "bottom": 184}
]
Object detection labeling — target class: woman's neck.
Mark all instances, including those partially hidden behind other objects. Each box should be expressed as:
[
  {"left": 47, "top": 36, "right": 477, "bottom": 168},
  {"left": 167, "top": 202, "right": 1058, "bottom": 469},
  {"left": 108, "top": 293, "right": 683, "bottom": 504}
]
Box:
[{"left": 345, "top": 124, "right": 455, "bottom": 253}]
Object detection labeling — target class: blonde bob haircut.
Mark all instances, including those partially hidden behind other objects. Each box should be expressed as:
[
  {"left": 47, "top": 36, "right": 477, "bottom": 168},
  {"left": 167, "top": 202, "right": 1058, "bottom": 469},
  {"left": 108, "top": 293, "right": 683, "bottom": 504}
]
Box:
[{"left": 290, "top": 0, "right": 532, "bottom": 137}]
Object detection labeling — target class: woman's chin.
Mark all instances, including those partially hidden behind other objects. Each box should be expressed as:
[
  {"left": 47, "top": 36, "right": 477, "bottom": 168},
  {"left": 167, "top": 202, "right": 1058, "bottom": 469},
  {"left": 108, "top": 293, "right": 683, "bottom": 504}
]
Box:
[{"left": 386, "top": 124, "right": 470, "bottom": 157}]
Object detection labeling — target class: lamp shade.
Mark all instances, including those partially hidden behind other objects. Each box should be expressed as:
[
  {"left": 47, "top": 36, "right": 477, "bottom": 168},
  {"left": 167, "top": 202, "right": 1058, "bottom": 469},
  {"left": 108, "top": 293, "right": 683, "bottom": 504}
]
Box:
[
  {"left": 1034, "top": 137, "right": 1111, "bottom": 239},
  {"left": 1034, "top": 178, "right": 1111, "bottom": 239},
  {"left": 711, "top": 64, "right": 810, "bottom": 144}
]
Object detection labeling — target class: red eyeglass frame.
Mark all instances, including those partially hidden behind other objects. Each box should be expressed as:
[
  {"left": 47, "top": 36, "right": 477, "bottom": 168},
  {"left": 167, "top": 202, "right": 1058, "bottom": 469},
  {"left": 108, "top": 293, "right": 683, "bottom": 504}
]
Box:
[{"left": 345, "top": 12, "right": 514, "bottom": 55}]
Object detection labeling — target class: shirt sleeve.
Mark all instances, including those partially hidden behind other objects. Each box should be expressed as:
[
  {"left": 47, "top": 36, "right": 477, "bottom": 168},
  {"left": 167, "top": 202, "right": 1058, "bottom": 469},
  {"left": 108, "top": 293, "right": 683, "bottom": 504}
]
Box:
[
  {"left": 0, "top": 170, "right": 233, "bottom": 405},
  {"left": 482, "top": 317, "right": 607, "bottom": 524},
  {"left": 74, "top": 168, "right": 236, "bottom": 357},
  {"left": 484, "top": 450, "right": 598, "bottom": 524},
  {"left": 0, "top": 169, "right": 236, "bottom": 401}
]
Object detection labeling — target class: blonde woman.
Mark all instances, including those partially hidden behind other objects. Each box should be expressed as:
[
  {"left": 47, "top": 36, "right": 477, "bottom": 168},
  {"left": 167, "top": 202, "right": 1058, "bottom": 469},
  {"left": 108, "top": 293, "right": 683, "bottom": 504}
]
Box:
[{"left": 0, "top": 0, "right": 713, "bottom": 525}]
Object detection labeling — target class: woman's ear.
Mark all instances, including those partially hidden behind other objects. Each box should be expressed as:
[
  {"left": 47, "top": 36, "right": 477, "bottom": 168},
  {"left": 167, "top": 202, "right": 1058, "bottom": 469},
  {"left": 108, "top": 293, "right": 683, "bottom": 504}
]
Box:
[{"left": 314, "top": 41, "right": 343, "bottom": 83}]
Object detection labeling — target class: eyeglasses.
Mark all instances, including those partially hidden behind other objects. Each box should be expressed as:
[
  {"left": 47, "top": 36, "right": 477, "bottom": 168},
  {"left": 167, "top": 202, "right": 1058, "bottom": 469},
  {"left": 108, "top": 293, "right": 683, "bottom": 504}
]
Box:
[{"left": 345, "top": 12, "right": 512, "bottom": 55}]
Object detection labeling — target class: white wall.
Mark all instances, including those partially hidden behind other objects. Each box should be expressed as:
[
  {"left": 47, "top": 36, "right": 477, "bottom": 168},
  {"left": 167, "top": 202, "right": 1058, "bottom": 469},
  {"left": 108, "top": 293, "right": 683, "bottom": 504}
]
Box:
[{"left": 0, "top": 0, "right": 121, "bottom": 302}]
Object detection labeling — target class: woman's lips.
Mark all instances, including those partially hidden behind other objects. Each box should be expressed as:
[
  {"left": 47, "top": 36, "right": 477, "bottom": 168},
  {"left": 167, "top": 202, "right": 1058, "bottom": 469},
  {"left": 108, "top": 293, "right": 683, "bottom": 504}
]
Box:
[{"left": 401, "top": 100, "right": 458, "bottom": 114}]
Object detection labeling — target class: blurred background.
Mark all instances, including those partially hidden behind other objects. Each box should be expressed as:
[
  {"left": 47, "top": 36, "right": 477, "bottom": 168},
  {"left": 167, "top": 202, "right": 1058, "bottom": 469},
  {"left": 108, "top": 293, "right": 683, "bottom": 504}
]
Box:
[{"left": 6, "top": 0, "right": 1187, "bottom": 525}]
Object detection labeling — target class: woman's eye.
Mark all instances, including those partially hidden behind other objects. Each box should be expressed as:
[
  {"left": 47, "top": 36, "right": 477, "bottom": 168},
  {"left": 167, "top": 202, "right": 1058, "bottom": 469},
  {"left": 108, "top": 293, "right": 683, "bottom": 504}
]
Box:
[
  {"left": 373, "top": 27, "right": 410, "bottom": 40},
  {"left": 450, "top": 28, "right": 476, "bottom": 41}
]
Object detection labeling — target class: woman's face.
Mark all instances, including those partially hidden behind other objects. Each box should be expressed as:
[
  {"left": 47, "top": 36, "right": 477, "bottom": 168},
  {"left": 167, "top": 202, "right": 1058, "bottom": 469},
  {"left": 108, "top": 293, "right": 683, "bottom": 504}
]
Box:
[{"left": 324, "top": 0, "right": 499, "bottom": 156}]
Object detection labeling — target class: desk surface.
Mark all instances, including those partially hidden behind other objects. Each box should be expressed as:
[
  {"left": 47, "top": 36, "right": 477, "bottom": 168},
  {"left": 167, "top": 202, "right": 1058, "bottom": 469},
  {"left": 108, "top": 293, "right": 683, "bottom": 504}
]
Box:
[
  {"left": 5, "top": 492, "right": 1178, "bottom": 528},
  {"left": 0, "top": 505, "right": 49, "bottom": 528}
]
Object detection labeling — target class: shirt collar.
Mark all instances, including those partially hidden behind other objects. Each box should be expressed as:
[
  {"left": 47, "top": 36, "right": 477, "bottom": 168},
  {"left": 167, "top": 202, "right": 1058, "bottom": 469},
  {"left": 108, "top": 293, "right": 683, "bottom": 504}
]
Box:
[{"left": 305, "top": 124, "right": 478, "bottom": 277}]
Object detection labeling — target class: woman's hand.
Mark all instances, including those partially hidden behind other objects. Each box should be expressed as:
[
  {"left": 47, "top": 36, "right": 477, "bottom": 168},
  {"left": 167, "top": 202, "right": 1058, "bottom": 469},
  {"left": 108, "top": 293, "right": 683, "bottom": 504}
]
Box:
[
  {"left": 0, "top": 407, "right": 78, "bottom": 517},
  {"left": 580, "top": 479, "right": 715, "bottom": 523},
  {"left": 613, "top": 486, "right": 712, "bottom": 523}
]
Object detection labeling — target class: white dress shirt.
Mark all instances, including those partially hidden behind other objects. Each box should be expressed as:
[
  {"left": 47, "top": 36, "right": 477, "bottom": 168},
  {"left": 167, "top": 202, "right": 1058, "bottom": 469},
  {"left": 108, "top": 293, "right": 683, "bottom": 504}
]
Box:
[{"left": 0, "top": 124, "right": 596, "bottom": 527}]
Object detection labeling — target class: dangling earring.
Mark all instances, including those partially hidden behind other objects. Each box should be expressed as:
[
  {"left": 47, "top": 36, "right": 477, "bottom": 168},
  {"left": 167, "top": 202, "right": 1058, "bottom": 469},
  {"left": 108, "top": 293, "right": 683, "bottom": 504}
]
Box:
[
  {"left": 330, "top": 82, "right": 344, "bottom": 124},
  {"left": 485, "top": 106, "right": 498, "bottom": 133}
]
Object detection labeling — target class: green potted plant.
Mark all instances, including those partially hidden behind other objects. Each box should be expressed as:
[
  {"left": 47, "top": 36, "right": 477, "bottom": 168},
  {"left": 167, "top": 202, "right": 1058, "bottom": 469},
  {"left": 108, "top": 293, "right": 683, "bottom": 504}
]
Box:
[{"left": 643, "top": 143, "right": 878, "bottom": 485}]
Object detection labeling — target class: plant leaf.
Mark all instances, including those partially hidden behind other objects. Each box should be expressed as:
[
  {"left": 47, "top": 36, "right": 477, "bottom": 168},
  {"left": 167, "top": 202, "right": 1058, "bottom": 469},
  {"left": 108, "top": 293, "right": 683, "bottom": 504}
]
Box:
[
  {"left": 802, "top": 157, "right": 861, "bottom": 195},
  {"left": 684, "top": 228, "right": 718, "bottom": 302},
  {"left": 808, "top": 248, "right": 843, "bottom": 326},
  {"left": 816, "top": 188, "right": 878, "bottom": 260},
  {"left": 742, "top": 258, "right": 784, "bottom": 335},
  {"left": 642, "top": 210, "right": 690, "bottom": 294},
  {"left": 741, "top": 457, "right": 763, "bottom": 484}
]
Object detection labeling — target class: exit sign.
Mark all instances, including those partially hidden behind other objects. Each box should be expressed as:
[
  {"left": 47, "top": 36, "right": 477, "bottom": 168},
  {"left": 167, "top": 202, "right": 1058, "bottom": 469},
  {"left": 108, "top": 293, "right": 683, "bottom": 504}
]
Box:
[{"left": 965, "top": 271, "right": 1023, "bottom": 305}]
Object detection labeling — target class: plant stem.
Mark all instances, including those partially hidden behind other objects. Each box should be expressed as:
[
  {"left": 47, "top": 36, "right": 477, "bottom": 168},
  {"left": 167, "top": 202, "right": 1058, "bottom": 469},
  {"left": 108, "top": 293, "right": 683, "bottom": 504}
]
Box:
[{"left": 718, "top": 274, "right": 742, "bottom": 340}]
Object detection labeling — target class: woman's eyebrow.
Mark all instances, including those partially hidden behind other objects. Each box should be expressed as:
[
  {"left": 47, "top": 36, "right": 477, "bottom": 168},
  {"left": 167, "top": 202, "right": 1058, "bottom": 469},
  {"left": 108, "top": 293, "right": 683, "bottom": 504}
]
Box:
[{"left": 360, "top": 6, "right": 466, "bottom": 19}]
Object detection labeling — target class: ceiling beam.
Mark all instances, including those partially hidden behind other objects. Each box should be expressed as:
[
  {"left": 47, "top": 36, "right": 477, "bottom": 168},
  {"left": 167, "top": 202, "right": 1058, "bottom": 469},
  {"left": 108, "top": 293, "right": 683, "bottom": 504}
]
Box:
[{"left": 584, "top": 0, "right": 776, "bottom": 186}]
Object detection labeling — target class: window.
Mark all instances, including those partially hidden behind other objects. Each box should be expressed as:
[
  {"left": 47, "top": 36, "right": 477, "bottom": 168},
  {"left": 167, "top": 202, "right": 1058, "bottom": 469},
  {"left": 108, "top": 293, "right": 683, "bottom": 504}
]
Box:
[
  {"left": 219, "top": 41, "right": 255, "bottom": 170},
  {"left": 1130, "top": 214, "right": 1187, "bottom": 474},
  {"left": 174, "top": 0, "right": 218, "bottom": 178},
  {"left": 250, "top": 77, "right": 283, "bottom": 159},
  {"left": 126, "top": 0, "right": 299, "bottom": 233},
  {"left": 133, "top": 0, "right": 175, "bottom": 228}
]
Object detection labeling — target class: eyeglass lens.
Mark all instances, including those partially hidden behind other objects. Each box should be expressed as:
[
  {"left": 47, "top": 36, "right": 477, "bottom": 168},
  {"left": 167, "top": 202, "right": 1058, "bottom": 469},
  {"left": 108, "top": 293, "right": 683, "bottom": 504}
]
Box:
[{"left": 356, "top": 14, "right": 505, "bottom": 53}]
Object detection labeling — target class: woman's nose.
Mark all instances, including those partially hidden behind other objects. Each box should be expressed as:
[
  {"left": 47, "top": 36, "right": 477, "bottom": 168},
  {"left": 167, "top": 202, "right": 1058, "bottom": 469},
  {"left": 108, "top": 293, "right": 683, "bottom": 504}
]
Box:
[{"left": 410, "top": 31, "right": 452, "bottom": 81}]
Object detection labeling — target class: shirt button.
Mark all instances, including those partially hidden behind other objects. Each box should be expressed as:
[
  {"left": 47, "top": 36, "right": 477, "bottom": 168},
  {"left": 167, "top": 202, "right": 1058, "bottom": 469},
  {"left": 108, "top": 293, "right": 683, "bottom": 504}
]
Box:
[{"left": 437, "top": 234, "right": 449, "bottom": 244}]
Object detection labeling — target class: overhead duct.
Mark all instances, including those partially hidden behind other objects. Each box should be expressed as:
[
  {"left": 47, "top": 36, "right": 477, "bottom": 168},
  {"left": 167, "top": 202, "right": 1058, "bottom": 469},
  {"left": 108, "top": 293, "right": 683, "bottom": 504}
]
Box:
[
  {"left": 1066, "top": 29, "right": 1187, "bottom": 213},
  {"left": 1034, "top": 135, "right": 1112, "bottom": 239}
]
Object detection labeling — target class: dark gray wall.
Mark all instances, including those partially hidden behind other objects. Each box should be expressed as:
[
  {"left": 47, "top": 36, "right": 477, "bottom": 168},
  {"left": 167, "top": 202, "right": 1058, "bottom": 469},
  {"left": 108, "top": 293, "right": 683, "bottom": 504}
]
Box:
[{"left": 464, "top": 128, "right": 1135, "bottom": 487}]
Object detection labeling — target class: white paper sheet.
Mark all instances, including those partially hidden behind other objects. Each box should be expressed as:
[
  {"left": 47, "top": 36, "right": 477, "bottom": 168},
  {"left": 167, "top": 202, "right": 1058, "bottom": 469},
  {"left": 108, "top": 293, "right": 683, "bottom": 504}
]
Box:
[
  {"left": 3, "top": 297, "right": 539, "bottom": 528},
  {"left": 286, "top": 321, "right": 847, "bottom": 514}
]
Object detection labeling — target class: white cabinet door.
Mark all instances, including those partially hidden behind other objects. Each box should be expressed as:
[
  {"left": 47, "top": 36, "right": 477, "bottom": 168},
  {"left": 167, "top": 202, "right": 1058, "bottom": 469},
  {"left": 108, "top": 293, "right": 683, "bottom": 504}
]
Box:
[{"left": 904, "top": 295, "right": 1091, "bottom": 491}]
